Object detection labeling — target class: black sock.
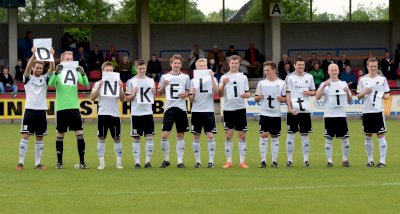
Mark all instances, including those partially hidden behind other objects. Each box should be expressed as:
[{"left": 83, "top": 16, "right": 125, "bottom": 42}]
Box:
[
  {"left": 56, "top": 137, "right": 64, "bottom": 163},
  {"left": 77, "top": 135, "right": 85, "bottom": 164}
]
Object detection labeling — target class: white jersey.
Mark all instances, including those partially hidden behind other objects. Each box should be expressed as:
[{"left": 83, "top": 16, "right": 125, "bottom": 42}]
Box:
[
  {"left": 319, "top": 80, "right": 351, "bottom": 118},
  {"left": 357, "top": 75, "right": 390, "bottom": 113},
  {"left": 191, "top": 77, "right": 217, "bottom": 113},
  {"left": 220, "top": 72, "right": 249, "bottom": 111},
  {"left": 286, "top": 72, "right": 315, "bottom": 113},
  {"left": 126, "top": 76, "right": 155, "bottom": 116},
  {"left": 92, "top": 81, "right": 120, "bottom": 117},
  {"left": 256, "top": 78, "right": 286, "bottom": 117},
  {"left": 24, "top": 74, "right": 49, "bottom": 110},
  {"left": 159, "top": 72, "right": 191, "bottom": 111}
]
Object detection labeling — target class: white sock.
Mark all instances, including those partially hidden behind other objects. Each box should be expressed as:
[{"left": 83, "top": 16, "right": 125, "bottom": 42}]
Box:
[
  {"left": 271, "top": 137, "right": 279, "bottom": 162},
  {"left": 208, "top": 139, "right": 216, "bottom": 163},
  {"left": 145, "top": 136, "right": 154, "bottom": 163},
  {"left": 97, "top": 139, "right": 105, "bottom": 166},
  {"left": 342, "top": 138, "right": 350, "bottom": 161},
  {"left": 301, "top": 135, "right": 310, "bottom": 162},
  {"left": 286, "top": 133, "right": 296, "bottom": 162},
  {"left": 239, "top": 140, "right": 247, "bottom": 163},
  {"left": 378, "top": 137, "right": 387, "bottom": 164},
  {"left": 132, "top": 139, "right": 140, "bottom": 164},
  {"left": 225, "top": 140, "right": 233, "bottom": 163},
  {"left": 176, "top": 139, "right": 185, "bottom": 164},
  {"left": 114, "top": 140, "right": 123, "bottom": 165},
  {"left": 161, "top": 139, "right": 170, "bottom": 162},
  {"left": 365, "top": 137, "right": 373, "bottom": 162},
  {"left": 192, "top": 140, "right": 200, "bottom": 163},
  {"left": 18, "top": 139, "right": 29, "bottom": 165},
  {"left": 34, "top": 141, "right": 44, "bottom": 166},
  {"left": 325, "top": 138, "right": 333, "bottom": 163},
  {"left": 259, "top": 137, "right": 268, "bottom": 162}
]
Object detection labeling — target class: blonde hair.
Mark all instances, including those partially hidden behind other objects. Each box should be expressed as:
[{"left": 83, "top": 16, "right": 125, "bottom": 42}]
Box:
[
  {"left": 101, "top": 61, "right": 113, "bottom": 70},
  {"left": 60, "top": 51, "right": 73, "bottom": 61},
  {"left": 195, "top": 58, "right": 207, "bottom": 68},
  {"left": 170, "top": 54, "right": 183, "bottom": 64}
]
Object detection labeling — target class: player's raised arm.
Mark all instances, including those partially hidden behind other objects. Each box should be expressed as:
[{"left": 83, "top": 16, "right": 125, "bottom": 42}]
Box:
[
  {"left": 90, "top": 80, "right": 103, "bottom": 101},
  {"left": 47, "top": 48, "right": 56, "bottom": 75},
  {"left": 118, "top": 80, "right": 125, "bottom": 102},
  {"left": 24, "top": 47, "right": 37, "bottom": 78}
]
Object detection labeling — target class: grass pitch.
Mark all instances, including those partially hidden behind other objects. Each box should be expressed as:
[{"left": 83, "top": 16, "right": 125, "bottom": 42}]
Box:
[{"left": 1, "top": 119, "right": 400, "bottom": 213}]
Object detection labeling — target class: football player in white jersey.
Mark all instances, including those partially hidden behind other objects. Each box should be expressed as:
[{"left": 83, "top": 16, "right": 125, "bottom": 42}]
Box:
[
  {"left": 90, "top": 61, "right": 125, "bottom": 169},
  {"left": 157, "top": 54, "right": 191, "bottom": 168},
  {"left": 126, "top": 59, "right": 156, "bottom": 169},
  {"left": 285, "top": 57, "right": 316, "bottom": 167},
  {"left": 316, "top": 64, "right": 353, "bottom": 167},
  {"left": 254, "top": 61, "right": 286, "bottom": 168},
  {"left": 356, "top": 58, "right": 390, "bottom": 167},
  {"left": 219, "top": 55, "right": 250, "bottom": 168},
  {"left": 189, "top": 58, "right": 219, "bottom": 168},
  {"left": 17, "top": 47, "right": 55, "bottom": 170}
]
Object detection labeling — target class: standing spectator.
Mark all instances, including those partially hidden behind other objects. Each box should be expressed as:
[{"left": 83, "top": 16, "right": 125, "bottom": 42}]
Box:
[
  {"left": 75, "top": 46, "right": 89, "bottom": 72},
  {"left": 279, "top": 62, "right": 292, "bottom": 80},
  {"left": 306, "top": 53, "right": 319, "bottom": 72},
  {"left": 60, "top": 32, "right": 70, "bottom": 52},
  {"left": 380, "top": 51, "right": 395, "bottom": 80},
  {"left": 208, "top": 45, "right": 224, "bottom": 73},
  {"left": 89, "top": 45, "right": 104, "bottom": 71},
  {"left": 225, "top": 45, "right": 239, "bottom": 57},
  {"left": 0, "top": 67, "right": 18, "bottom": 97},
  {"left": 147, "top": 54, "right": 162, "bottom": 82},
  {"left": 245, "top": 42, "right": 264, "bottom": 77},
  {"left": 309, "top": 62, "right": 324, "bottom": 88},
  {"left": 15, "top": 59, "right": 24, "bottom": 82},
  {"left": 339, "top": 65, "right": 357, "bottom": 89},
  {"left": 395, "top": 44, "right": 400, "bottom": 71},
  {"left": 337, "top": 54, "right": 351, "bottom": 72},
  {"left": 17, "top": 30, "right": 33, "bottom": 67},
  {"left": 105, "top": 45, "right": 120, "bottom": 62},
  {"left": 278, "top": 54, "right": 293, "bottom": 75},
  {"left": 189, "top": 44, "right": 205, "bottom": 71},
  {"left": 119, "top": 56, "right": 133, "bottom": 82},
  {"left": 79, "top": 37, "right": 91, "bottom": 54},
  {"left": 321, "top": 53, "right": 336, "bottom": 78}
]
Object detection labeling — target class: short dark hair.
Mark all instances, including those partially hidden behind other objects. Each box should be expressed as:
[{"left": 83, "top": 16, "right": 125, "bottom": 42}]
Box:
[
  {"left": 263, "top": 61, "right": 277, "bottom": 70},
  {"left": 136, "top": 59, "right": 146, "bottom": 66},
  {"left": 367, "top": 57, "right": 378, "bottom": 66},
  {"left": 294, "top": 57, "right": 305, "bottom": 64}
]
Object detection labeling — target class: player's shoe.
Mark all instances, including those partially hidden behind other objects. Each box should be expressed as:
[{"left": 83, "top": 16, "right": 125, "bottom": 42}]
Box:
[
  {"left": 159, "top": 160, "right": 170, "bottom": 168},
  {"left": 116, "top": 163, "right": 124, "bottom": 169},
  {"left": 207, "top": 162, "right": 214, "bottom": 168},
  {"left": 376, "top": 162, "right": 386, "bottom": 168},
  {"left": 223, "top": 162, "right": 232, "bottom": 168},
  {"left": 303, "top": 161, "right": 310, "bottom": 167},
  {"left": 79, "top": 162, "right": 88, "bottom": 169},
  {"left": 286, "top": 161, "right": 293, "bottom": 167},
  {"left": 239, "top": 162, "right": 249, "bottom": 169},
  {"left": 97, "top": 165, "right": 105, "bottom": 170},
  {"left": 144, "top": 162, "right": 152, "bottom": 168},
  {"left": 342, "top": 161, "right": 350, "bottom": 167},
  {"left": 56, "top": 162, "right": 63, "bottom": 169},
  {"left": 194, "top": 162, "right": 201, "bottom": 168},
  {"left": 259, "top": 161, "right": 267, "bottom": 168},
  {"left": 366, "top": 161, "right": 375, "bottom": 167},
  {"left": 16, "top": 163, "right": 23, "bottom": 171},
  {"left": 35, "top": 164, "right": 47, "bottom": 170},
  {"left": 271, "top": 161, "right": 279, "bottom": 168},
  {"left": 134, "top": 163, "right": 141, "bottom": 169},
  {"left": 327, "top": 162, "right": 333, "bottom": 168},
  {"left": 177, "top": 163, "right": 186, "bottom": 168}
]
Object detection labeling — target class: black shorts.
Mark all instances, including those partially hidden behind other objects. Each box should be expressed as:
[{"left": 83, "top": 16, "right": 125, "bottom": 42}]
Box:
[
  {"left": 259, "top": 115, "right": 281, "bottom": 136},
  {"left": 21, "top": 109, "right": 47, "bottom": 136},
  {"left": 162, "top": 107, "right": 189, "bottom": 133},
  {"left": 324, "top": 117, "right": 349, "bottom": 138},
  {"left": 56, "top": 109, "right": 83, "bottom": 132},
  {"left": 286, "top": 113, "right": 312, "bottom": 134},
  {"left": 131, "top": 114, "right": 155, "bottom": 136},
  {"left": 362, "top": 112, "right": 387, "bottom": 134},
  {"left": 98, "top": 115, "right": 121, "bottom": 139},
  {"left": 223, "top": 108, "right": 248, "bottom": 132},
  {"left": 191, "top": 112, "right": 217, "bottom": 135}
]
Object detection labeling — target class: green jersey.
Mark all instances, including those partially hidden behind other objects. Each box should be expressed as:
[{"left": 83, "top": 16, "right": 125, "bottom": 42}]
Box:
[{"left": 48, "top": 72, "right": 89, "bottom": 111}]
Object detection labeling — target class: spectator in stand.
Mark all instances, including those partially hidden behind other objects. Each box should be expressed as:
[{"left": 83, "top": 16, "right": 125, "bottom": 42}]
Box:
[
  {"left": 189, "top": 44, "right": 205, "bottom": 71},
  {"left": 75, "top": 46, "right": 89, "bottom": 72},
  {"left": 339, "top": 65, "right": 357, "bottom": 89},
  {"left": 380, "top": 51, "right": 396, "bottom": 80},
  {"left": 337, "top": 54, "right": 351, "bottom": 72},
  {"left": 60, "top": 32, "right": 70, "bottom": 52},
  {"left": 15, "top": 59, "right": 24, "bottom": 82},
  {"left": 79, "top": 37, "right": 91, "bottom": 54},
  {"left": 363, "top": 51, "right": 379, "bottom": 72},
  {"left": 110, "top": 56, "right": 119, "bottom": 71},
  {"left": 220, "top": 56, "right": 230, "bottom": 75},
  {"left": 147, "top": 54, "right": 162, "bottom": 82},
  {"left": 89, "top": 45, "right": 104, "bottom": 71},
  {"left": 245, "top": 42, "right": 264, "bottom": 77},
  {"left": 0, "top": 67, "right": 18, "bottom": 97},
  {"left": 119, "top": 56, "right": 133, "bottom": 82},
  {"left": 17, "top": 30, "right": 33, "bottom": 68},
  {"left": 306, "top": 53, "right": 319, "bottom": 72},
  {"left": 279, "top": 62, "right": 292, "bottom": 80},
  {"left": 321, "top": 52, "right": 336, "bottom": 78},
  {"left": 225, "top": 45, "right": 239, "bottom": 57},
  {"left": 309, "top": 62, "right": 324, "bottom": 88},
  {"left": 356, "top": 69, "right": 364, "bottom": 82},
  {"left": 239, "top": 56, "right": 250, "bottom": 76},
  {"left": 207, "top": 45, "right": 224, "bottom": 73},
  {"left": 395, "top": 44, "right": 400, "bottom": 70},
  {"left": 105, "top": 45, "right": 120, "bottom": 62},
  {"left": 278, "top": 54, "right": 293, "bottom": 75}
]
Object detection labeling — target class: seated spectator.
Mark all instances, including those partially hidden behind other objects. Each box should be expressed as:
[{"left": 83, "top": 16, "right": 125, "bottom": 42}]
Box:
[
  {"left": 309, "top": 62, "right": 324, "bottom": 88},
  {"left": 244, "top": 42, "right": 264, "bottom": 77},
  {"left": 395, "top": 43, "right": 400, "bottom": 70},
  {"left": 105, "top": 45, "right": 120, "bottom": 62},
  {"left": 225, "top": 45, "right": 239, "bottom": 57},
  {"left": 89, "top": 45, "right": 104, "bottom": 70},
  {"left": 380, "top": 51, "right": 396, "bottom": 80},
  {"left": 189, "top": 44, "right": 205, "bottom": 71},
  {"left": 363, "top": 51, "right": 379, "bottom": 72},
  {"left": 15, "top": 59, "right": 24, "bottom": 82},
  {"left": 110, "top": 56, "right": 119, "bottom": 71},
  {"left": 239, "top": 56, "right": 250, "bottom": 77},
  {"left": 278, "top": 54, "right": 293, "bottom": 75},
  {"left": 0, "top": 67, "right": 18, "bottom": 97},
  {"left": 75, "top": 46, "right": 89, "bottom": 72},
  {"left": 119, "top": 56, "right": 133, "bottom": 82},
  {"left": 279, "top": 62, "right": 292, "bottom": 80},
  {"left": 321, "top": 52, "right": 336, "bottom": 79},
  {"left": 337, "top": 54, "right": 351, "bottom": 72},
  {"left": 147, "top": 54, "right": 162, "bottom": 82},
  {"left": 356, "top": 69, "right": 364, "bottom": 82},
  {"left": 79, "top": 37, "right": 90, "bottom": 54},
  {"left": 207, "top": 45, "right": 224, "bottom": 72},
  {"left": 306, "top": 52, "right": 319, "bottom": 72},
  {"left": 339, "top": 65, "right": 357, "bottom": 89},
  {"left": 220, "top": 56, "right": 230, "bottom": 75}
]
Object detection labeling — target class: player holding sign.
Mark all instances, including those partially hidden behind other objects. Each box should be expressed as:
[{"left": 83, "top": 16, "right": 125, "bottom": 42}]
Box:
[
  {"left": 126, "top": 59, "right": 156, "bottom": 169},
  {"left": 254, "top": 61, "right": 286, "bottom": 168},
  {"left": 285, "top": 57, "right": 316, "bottom": 167},
  {"left": 316, "top": 64, "right": 352, "bottom": 167},
  {"left": 219, "top": 55, "right": 250, "bottom": 168},
  {"left": 17, "top": 47, "right": 55, "bottom": 170},
  {"left": 157, "top": 54, "right": 191, "bottom": 168},
  {"left": 90, "top": 61, "right": 125, "bottom": 169},
  {"left": 356, "top": 58, "right": 390, "bottom": 167},
  {"left": 189, "top": 58, "right": 219, "bottom": 168},
  {"left": 48, "top": 51, "right": 89, "bottom": 169}
]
